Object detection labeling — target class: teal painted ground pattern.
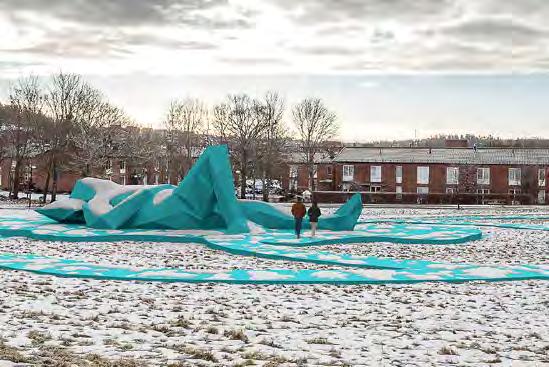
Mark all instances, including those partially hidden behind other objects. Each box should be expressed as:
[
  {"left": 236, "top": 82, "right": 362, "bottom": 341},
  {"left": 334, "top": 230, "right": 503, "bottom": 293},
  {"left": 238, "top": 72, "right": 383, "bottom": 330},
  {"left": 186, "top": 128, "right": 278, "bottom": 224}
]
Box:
[
  {"left": 0, "top": 214, "right": 547, "bottom": 284},
  {"left": 0, "top": 145, "right": 546, "bottom": 284}
]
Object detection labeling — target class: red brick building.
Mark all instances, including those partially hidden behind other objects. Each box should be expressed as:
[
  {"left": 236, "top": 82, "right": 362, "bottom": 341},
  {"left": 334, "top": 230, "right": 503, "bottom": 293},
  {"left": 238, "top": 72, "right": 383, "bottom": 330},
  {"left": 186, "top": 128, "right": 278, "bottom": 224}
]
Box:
[
  {"left": 1, "top": 149, "right": 203, "bottom": 196},
  {"left": 287, "top": 147, "right": 549, "bottom": 205},
  {"left": 283, "top": 153, "right": 336, "bottom": 193}
]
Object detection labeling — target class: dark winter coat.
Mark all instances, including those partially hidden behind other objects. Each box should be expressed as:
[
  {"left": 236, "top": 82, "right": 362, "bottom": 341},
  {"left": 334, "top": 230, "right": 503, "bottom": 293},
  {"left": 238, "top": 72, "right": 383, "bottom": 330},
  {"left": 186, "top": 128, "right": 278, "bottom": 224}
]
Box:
[
  {"left": 291, "top": 202, "right": 306, "bottom": 218},
  {"left": 307, "top": 206, "right": 321, "bottom": 223}
]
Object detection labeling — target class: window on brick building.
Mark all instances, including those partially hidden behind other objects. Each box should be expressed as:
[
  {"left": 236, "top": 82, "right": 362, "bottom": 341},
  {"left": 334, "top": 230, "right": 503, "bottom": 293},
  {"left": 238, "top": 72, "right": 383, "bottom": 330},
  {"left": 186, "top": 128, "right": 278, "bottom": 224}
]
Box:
[
  {"left": 289, "top": 165, "right": 298, "bottom": 191},
  {"left": 326, "top": 166, "right": 333, "bottom": 176},
  {"left": 446, "top": 167, "right": 459, "bottom": 185},
  {"left": 508, "top": 188, "right": 521, "bottom": 195},
  {"left": 477, "top": 167, "right": 490, "bottom": 185},
  {"left": 538, "top": 168, "right": 546, "bottom": 187},
  {"left": 370, "top": 166, "right": 381, "bottom": 183},
  {"left": 395, "top": 166, "right": 402, "bottom": 184},
  {"left": 105, "top": 160, "right": 113, "bottom": 176},
  {"left": 120, "top": 161, "right": 126, "bottom": 174},
  {"left": 538, "top": 190, "right": 546, "bottom": 204},
  {"left": 396, "top": 185, "right": 402, "bottom": 200},
  {"left": 508, "top": 168, "right": 521, "bottom": 186},
  {"left": 370, "top": 185, "right": 381, "bottom": 192},
  {"left": 417, "top": 166, "right": 429, "bottom": 185},
  {"left": 343, "top": 165, "right": 354, "bottom": 181},
  {"left": 417, "top": 186, "right": 429, "bottom": 194},
  {"left": 446, "top": 187, "right": 456, "bottom": 194},
  {"left": 289, "top": 165, "right": 298, "bottom": 178}
]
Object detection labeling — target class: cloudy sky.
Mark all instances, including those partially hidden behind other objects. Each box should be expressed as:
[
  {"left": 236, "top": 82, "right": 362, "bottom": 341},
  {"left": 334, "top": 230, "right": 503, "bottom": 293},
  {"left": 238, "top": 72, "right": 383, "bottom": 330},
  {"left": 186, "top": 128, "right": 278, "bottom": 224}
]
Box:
[{"left": 1, "top": 0, "right": 548, "bottom": 141}]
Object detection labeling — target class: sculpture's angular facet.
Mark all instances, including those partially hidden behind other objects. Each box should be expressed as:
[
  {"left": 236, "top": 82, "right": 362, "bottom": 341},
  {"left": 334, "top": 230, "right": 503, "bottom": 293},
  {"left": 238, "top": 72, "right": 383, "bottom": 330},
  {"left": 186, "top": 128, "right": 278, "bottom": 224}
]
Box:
[{"left": 36, "top": 145, "right": 362, "bottom": 232}]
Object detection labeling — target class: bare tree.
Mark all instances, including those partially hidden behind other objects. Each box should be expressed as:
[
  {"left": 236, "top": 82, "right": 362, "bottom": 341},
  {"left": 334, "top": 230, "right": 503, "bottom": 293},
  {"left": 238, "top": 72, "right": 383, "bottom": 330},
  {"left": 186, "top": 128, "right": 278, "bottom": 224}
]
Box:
[
  {"left": 123, "top": 125, "right": 165, "bottom": 184},
  {"left": 292, "top": 98, "right": 338, "bottom": 191},
  {"left": 0, "top": 103, "right": 13, "bottom": 190},
  {"left": 0, "top": 104, "right": 7, "bottom": 165},
  {"left": 6, "top": 76, "right": 44, "bottom": 199},
  {"left": 213, "top": 94, "right": 268, "bottom": 199},
  {"left": 44, "top": 72, "right": 86, "bottom": 201},
  {"left": 179, "top": 98, "right": 208, "bottom": 175},
  {"left": 69, "top": 84, "right": 129, "bottom": 177},
  {"left": 162, "top": 98, "right": 207, "bottom": 183},
  {"left": 254, "top": 92, "right": 288, "bottom": 201}
]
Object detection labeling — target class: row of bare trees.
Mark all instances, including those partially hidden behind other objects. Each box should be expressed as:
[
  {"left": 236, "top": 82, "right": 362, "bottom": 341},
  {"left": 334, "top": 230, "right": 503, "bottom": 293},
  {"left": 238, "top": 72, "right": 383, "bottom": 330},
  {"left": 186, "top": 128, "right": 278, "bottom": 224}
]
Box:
[
  {"left": 1, "top": 72, "right": 339, "bottom": 202},
  {"left": 0, "top": 73, "right": 138, "bottom": 201},
  {"left": 164, "top": 92, "right": 339, "bottom": 199}
]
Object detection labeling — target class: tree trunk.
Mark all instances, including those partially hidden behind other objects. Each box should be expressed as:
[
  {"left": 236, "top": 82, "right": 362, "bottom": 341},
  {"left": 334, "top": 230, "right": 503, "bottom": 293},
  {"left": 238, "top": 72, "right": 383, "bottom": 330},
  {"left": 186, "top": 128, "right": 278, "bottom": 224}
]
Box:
[
  {"left": 41, "top": 155, "right": 52, "bottom": 204},
  {"left": 262, "top": 169, "right": 269, "bottom": 202},
  {"left": 11, "top": 160, "right": 21, "bottom": 199},
  {"left": 308, "top": 163, "right": 316, "bottom": 192},
  {"left": 240, "top": 151, "right": 247, "bottom": 199},
  {"left": 185, "top": 133, "right": 192, "bottom": 178},
  {"left": 51, "top": 160, "right": 58, "bottom": 202},
  {"left": 42, "top": 168, "right": 51, "bottom": 204}
]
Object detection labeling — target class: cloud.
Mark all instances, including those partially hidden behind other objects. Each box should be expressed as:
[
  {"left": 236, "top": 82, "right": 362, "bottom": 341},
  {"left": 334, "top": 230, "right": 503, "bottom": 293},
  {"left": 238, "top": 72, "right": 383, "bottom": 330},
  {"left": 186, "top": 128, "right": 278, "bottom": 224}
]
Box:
[
  {"left": 0, "top": 0, "right": 234, "bottom": 27},
  {"left": 218, "top": 56, "right": 290, "bottom": 66},
  {"left": 293, "top": 45, "right": 363, "bottom": 56},
  {"left": 1, "top": 0, "right": 549, "bottom": 75},
  {"left": 437, "top": 17, "right": 548, "bottom": 45},
  {"left": 270, "top": 0, "right": 455, "bottom": 23}
]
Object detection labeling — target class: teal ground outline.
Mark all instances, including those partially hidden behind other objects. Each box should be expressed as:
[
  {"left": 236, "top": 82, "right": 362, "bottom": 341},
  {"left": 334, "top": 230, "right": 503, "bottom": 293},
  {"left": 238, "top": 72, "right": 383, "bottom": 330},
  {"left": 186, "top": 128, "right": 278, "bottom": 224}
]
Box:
[
  {"left": 0, "top": 214, "right": 547, "bottom": 284},
  {"left": 1, "top": 145, "right": 547, "bottom": 284}
]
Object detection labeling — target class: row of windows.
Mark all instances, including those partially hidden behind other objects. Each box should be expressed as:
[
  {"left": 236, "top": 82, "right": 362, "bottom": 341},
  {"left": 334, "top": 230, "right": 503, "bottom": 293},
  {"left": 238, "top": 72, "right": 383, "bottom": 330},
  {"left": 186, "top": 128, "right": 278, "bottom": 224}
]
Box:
[
  {"left": 341, "top": 165, "right": 547, "bottom": 187},
  {"left": 391, "top": 186, "right": 544, "bottom": 204}
]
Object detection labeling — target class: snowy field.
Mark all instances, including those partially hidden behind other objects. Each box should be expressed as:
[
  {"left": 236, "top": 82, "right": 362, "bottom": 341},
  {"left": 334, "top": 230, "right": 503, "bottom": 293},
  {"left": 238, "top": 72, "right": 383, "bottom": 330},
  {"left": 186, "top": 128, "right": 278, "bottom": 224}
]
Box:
[{"left": 0, "top": 205, "right": 548, "bottom": 366}]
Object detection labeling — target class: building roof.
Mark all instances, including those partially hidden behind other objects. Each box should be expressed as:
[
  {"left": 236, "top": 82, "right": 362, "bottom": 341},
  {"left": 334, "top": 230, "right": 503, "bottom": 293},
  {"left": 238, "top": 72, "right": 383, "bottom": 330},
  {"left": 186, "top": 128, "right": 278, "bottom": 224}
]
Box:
[
  {"left": 334, "top": 147, "right": 549, "bottom": 165},
  {"left": 286, "top": 152, "right": 334, "bottom": 164}
]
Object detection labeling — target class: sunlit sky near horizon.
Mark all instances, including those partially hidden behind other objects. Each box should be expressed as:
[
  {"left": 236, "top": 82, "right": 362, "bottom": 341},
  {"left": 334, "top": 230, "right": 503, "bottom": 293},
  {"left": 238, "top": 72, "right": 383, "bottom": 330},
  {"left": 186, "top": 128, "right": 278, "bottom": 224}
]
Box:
[{"left": 1, "top": 0, "right": 549, "bottom": 141}]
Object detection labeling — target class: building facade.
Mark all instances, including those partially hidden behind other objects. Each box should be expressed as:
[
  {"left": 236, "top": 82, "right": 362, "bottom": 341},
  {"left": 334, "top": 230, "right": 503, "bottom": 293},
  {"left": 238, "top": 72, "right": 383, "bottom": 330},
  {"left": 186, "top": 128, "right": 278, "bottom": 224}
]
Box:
[
  {"left": 287, "top": 147, "right": 549, "bottom": 205},
  {"left": 283, "top": 153, "right": 336, "bottom": 193},
  {"left": 0, "top": 157, "right": 178, "bottom": 195}
]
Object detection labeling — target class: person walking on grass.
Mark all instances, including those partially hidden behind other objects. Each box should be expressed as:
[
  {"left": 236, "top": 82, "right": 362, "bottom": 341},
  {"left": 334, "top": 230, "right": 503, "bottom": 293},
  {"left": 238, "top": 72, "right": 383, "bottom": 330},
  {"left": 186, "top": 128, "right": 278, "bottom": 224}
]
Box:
[
  {"left": 307, "top": 201, "right": 321, "bottom": 237},
  {"left": 291, "top": 197, "right": 306, "bottom": 239}
]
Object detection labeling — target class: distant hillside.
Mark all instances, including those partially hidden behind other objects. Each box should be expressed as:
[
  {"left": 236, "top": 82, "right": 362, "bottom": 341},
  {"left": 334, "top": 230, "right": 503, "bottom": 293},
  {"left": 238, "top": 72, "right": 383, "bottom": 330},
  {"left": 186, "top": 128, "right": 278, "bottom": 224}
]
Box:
[{"left": 346, "top": 134, "right": 549, "bottom": 148}]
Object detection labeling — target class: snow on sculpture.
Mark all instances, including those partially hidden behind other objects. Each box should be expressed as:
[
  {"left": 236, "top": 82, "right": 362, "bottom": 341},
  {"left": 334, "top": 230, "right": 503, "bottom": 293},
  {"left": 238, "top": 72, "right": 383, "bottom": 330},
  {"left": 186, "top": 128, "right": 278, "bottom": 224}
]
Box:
[{"left": 36, "top": 145, "right": 363, "bottom": 232}]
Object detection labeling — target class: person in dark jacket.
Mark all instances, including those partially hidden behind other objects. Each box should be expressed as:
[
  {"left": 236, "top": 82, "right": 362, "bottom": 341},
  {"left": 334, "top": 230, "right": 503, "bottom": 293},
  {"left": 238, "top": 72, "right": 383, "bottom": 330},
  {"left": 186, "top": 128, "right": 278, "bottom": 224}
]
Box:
[
  {"left": 291, "top": 197, "right": 306, "bottom": 238},
  {"left": 307, "top": 201, "right": 321, "bottom": 237}
]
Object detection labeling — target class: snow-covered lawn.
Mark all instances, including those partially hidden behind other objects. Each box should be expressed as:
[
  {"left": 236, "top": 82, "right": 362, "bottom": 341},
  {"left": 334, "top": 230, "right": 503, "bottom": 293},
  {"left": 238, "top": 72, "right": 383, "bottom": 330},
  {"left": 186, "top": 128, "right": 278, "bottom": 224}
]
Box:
[{"left": 0, "top": 206, "right": 547, "bottom": 366}]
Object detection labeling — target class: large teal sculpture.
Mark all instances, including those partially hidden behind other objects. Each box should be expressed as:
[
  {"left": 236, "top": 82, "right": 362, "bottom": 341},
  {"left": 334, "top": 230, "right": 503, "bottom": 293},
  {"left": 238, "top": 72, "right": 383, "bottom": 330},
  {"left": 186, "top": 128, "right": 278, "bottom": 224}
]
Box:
[{"left": 36, "top": 145, "right": 362, "bottom": 232}]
